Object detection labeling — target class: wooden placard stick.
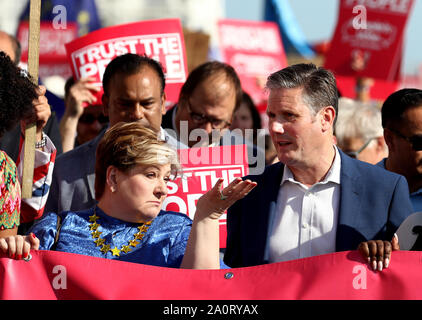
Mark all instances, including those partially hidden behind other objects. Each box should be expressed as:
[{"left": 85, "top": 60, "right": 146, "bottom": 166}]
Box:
[{"left": 21, "top": 0, "right": 41, "bottom": 199}]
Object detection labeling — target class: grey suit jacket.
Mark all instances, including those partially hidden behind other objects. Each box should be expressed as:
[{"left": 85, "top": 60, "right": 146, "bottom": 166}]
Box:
[{"left": 44, "top": 127, "right": 187, "bottom": 214}]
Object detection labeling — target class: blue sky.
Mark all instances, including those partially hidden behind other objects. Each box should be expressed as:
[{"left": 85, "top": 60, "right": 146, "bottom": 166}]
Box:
[{"left": 226, "top": 0, "right": 422, "bottom": 75}]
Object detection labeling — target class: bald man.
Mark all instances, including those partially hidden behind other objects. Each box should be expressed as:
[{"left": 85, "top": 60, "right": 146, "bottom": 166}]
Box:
[{"left": 162, "top": 61, "right": 265, "bottom": 174}]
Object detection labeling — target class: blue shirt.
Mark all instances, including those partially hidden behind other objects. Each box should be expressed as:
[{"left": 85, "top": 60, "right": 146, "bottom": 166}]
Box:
[{"left": 29, "top": 207, "right": 192, "bottom": 268}]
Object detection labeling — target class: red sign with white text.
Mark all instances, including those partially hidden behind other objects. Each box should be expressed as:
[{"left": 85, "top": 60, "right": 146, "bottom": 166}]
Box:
[
  {"left": 65, "top": 19, "right": 188, "bottom": 104},
  {"left": 162, "top": 145, "right": 249, "bottom": 248},
  {"left": 16, "top": 21, "right": 78, "bottom": 79},
  {"left": 324, "top": 0, "right": 414, "bottom": 81},
  {"left": 218, "top": 19, "right": 287, "bottom": 106}
]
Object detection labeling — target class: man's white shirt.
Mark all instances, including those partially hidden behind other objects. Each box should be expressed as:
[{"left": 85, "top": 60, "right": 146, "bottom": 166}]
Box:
[{"left": 267, "top": 146, "right": 341, "bottom": 263}]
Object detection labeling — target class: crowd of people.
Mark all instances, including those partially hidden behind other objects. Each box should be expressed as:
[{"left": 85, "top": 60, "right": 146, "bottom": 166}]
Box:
[{"left": 0, "top": 27, "right": 421, "bottom": 276}]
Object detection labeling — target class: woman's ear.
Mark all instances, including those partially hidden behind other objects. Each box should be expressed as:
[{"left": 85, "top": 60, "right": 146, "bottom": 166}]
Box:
[{"left": 106, "top": 166, "right": 118, "bottom": 193}]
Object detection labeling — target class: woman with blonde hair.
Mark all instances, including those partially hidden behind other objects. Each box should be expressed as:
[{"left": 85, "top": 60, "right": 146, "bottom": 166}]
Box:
[{"left": 1, "top": 121, "right": 256, "bottom": 268}]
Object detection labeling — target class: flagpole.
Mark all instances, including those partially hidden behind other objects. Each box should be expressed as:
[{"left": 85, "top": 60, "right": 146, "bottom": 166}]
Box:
[{"left": 22, "top": 0, "right": 41, "bottom": 199}]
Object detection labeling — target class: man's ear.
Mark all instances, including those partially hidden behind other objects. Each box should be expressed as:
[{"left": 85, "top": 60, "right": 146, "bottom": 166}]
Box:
[
  {"left": 161, "top": 92, "right": 167, "bottom": 115},
  {"left": 375, "top": 136, "right": 387, "bottom": 152},
  {"left": 383, "top": 128, "right": 395, "bottom": 151},
  {"left": 102, "top": 94, "right": 109, "bottom": 117},
  {"left": 320, "top": 106, "right": 336, "bottom": 132}
]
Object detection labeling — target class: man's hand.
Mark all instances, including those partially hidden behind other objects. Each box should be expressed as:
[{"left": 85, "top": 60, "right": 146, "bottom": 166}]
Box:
[{"left": 65, "top": 77, "right": 100, "bottom": 118}]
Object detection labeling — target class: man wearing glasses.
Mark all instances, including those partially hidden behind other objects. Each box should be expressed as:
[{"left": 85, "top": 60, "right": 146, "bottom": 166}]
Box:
[
  {"left": 162, "top": 61, "right": 265, "bottom": 174},
  {"left": 379, "top": 88, "right": 422, "bottom": 212},
  {"left": 335, "top": 98, "right": 388, "bottom": 165}
]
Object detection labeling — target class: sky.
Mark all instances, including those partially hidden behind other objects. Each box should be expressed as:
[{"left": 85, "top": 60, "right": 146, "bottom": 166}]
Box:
[{"left": 226, "top": 0, "right": 422, "bottom": 75}]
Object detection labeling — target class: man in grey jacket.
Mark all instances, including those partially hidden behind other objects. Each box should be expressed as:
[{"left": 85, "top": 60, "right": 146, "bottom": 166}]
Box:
[{"left": 45, "top": 53, "right": 186, "bottom": 214}]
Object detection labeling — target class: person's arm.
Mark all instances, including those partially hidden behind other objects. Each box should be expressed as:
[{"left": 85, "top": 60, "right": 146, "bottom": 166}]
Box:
[
  {"left": 180, "top": 178, "right": 257, "bottom": 269},
  {"left": 0, "top": 228, "right": 18, "bottom": 238},
  {"left": 17, "top": 85, "right": 57, "bottom": 222},
  {"left": 59, "top": 77, "right": 99, "bottom": 152}
]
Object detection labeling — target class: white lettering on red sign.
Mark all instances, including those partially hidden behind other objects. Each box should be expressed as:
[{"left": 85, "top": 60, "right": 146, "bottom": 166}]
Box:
[
  {"left": 71, "top": 34, "right": 185, "bottom": 83},
  {"left": 345, "top": 0, "right": 411, "bottom": 14},
  {"left": 220, "top": 25, "right": 281, "bottom": 54}
]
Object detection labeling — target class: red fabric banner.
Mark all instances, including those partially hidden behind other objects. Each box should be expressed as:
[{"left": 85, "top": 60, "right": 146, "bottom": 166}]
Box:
[
  {"left": 1, "top": 250, "right": 422, "bottom": 300},
  {"left": 65, "top": 19, "right": 188, "bottom": 105}
]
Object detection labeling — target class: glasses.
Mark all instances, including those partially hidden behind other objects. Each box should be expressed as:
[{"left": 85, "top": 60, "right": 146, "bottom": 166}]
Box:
[
  {"left": 389, "top": 128, "right": 422, "bottom": 151},
  {"left": 79, "top": 114, "right": 109, "bottom": 125},
  {"left": 186, "top": 100, "right": 231, "bottom": 129},
  {"left": 345, "top": 137, "right": 375, "bottom": 158}
]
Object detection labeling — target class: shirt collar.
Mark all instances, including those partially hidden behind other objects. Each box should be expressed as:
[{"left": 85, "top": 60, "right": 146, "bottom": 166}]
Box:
[{"left": 281, "top": 145, "right": 341, "bottom": 186}]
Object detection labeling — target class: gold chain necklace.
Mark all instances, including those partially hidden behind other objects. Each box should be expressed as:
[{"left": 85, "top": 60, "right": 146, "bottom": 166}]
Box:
[{"left": 88, "top": 207, "right": 153, "bottom": 257}]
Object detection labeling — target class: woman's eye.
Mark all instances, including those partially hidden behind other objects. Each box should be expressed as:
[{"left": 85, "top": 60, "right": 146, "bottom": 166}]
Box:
[{"left": 146, "top": 172, "right": 157, "bottom": 179}]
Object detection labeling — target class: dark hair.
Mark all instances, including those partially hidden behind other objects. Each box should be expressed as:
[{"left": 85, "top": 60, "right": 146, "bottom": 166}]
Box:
[
  {"left": 240, "top": 91, "right": 261, "bottom": 130},
  {"left": 179, "top": 61, "right": 242, "bottom": 111},
  {"left": 381, "top": 88, "right": 422, "bottom": 129},
  {"left": 102, "top": 53, "right": 165, "bottom": 96},
  {"left": 0, "top": 52, "right": 37, "bottom": 138},
  {"left": 266, "top": 63, "right": 339, "bottom": 125}
]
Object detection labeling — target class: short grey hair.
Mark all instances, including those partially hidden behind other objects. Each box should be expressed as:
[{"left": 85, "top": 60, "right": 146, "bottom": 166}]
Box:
[
  {"left": 335, "top": 98, "right": 384, "bottom": 147},
  {"left": 266, "top": 63, "right": 339, "bottom": 124}
]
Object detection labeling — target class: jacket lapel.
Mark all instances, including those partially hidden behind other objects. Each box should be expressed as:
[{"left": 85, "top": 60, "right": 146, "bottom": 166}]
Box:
[
  {"left": 85, "top": 129, "right": 106, "bottom": 202},
  {"left": 336, "top": 150, "right": 364, "bottom": 251},
  {"left": 244, "top": 162, "right": 284, "bottom": 265}
]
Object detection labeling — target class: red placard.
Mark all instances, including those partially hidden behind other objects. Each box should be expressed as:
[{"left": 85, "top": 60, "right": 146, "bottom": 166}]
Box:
[
  {"left": 324, "top": 0, "right": 414, "bottom": 81},
  {"left": 163, "top": 145, "right": 249, "bottom": 248},
  {"left": 16, "top": 21, "right": 78, "bottom": 79},
  {"left": 65, "top": 19, "right": 188, "bottom": 104},
  {"left": 217, "top": 19, "right": 287, "bottom": 106}
]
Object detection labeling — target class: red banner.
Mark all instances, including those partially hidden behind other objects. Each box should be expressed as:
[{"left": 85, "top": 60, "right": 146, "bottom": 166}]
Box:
[
  {"left": 217, "top": 19, "right": 287, "bottom": 108},
  {"left": 324, "top": 0, "right": 414, "bottom": 80},
  {"left": 65, "top": 19, "right": 188, "bottom": 105},
  {"left": 1, "top": 250, "right": 422, "bottom": 300},
  {"left": 164, "top": 145, "right": 249, "bottom": 248}
]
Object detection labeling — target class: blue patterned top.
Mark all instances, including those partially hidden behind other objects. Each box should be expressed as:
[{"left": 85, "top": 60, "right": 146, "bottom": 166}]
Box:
[{"left": 29, "top": 206, "right": 192, "bottom": 268}]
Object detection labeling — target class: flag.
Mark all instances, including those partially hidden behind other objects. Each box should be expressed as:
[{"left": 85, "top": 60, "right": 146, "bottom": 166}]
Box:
[{"left": 264, "top": 0, "right": 315, "bottom": 58}]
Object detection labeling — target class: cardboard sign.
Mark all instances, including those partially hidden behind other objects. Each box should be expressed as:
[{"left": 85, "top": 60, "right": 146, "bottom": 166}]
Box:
[
  {"left": 217, "top": 19, "right": 287, "bottom": 106},
  {"left": 324, "top": 0, "right": 414, "bottom": 81},
  {"left": 2, "top": 250, "right": 422, "bottom": 300},
  {"left": 162, "top": 145, "right": 249, "bottom": 248},
  {"left": 65, "top": 19, "right": 188, "bottom": 104}
]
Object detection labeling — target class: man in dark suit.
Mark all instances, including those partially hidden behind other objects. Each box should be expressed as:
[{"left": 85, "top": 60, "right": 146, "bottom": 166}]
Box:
[
  {"left": 45, "top": 54, "right": 187, "bottom": 214},
  {"left": 162, "top": 61, "right": 266, "bottom": 175},
  {"left": 224, "top": 63, "right": 413, "bottom": 270}
]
